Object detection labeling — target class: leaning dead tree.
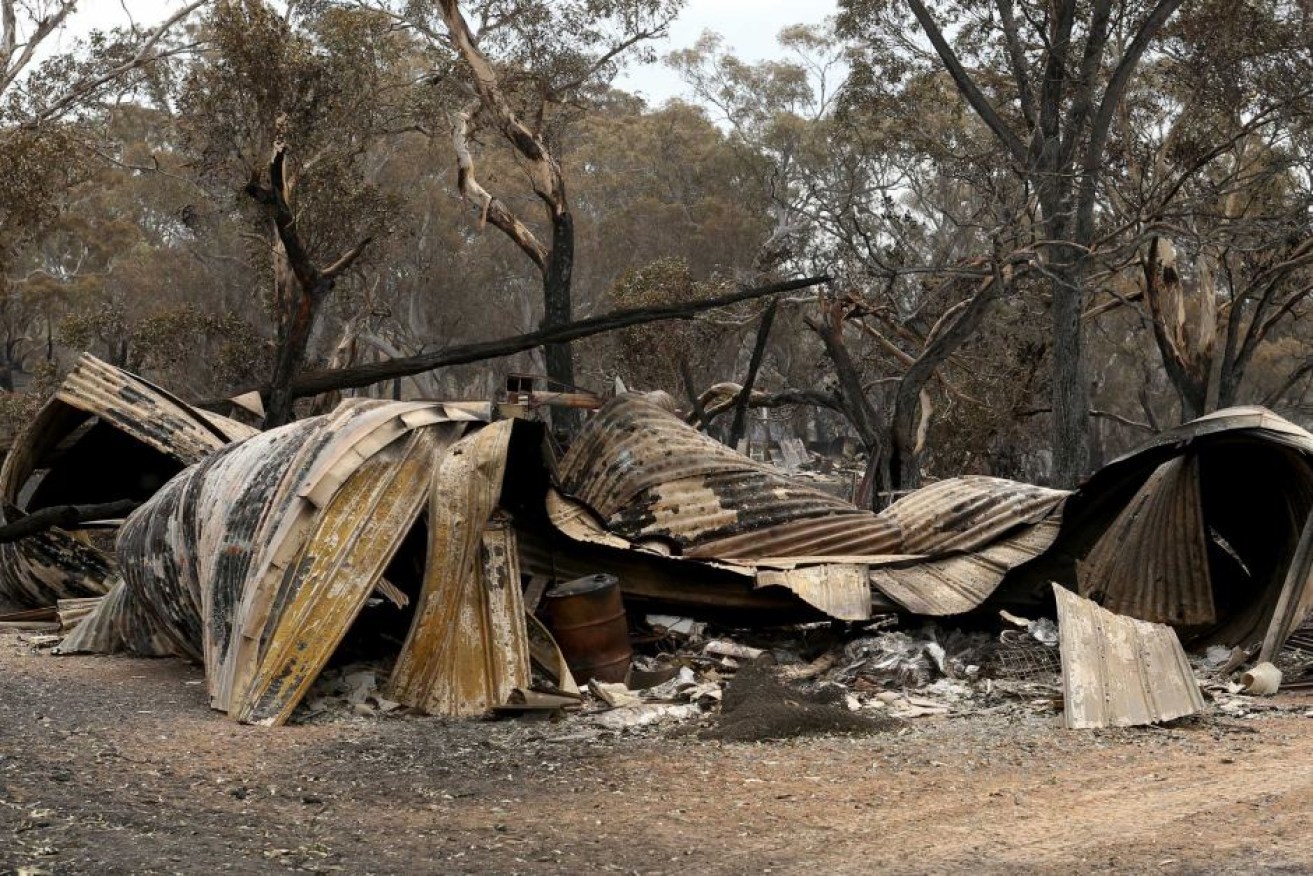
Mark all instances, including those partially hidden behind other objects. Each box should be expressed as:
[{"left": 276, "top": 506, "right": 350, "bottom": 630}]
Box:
[
  {"left": 246, "top": 144, "right": 371, "bottom": 428},
  {"left": 214, "top": 275, "right": 831, "bottom": 405}
]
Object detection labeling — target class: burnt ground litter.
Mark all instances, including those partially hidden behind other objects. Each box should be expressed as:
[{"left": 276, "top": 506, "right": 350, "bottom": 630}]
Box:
[{"left": 4, "top": 635, "right": 1313, "bottom": 875}]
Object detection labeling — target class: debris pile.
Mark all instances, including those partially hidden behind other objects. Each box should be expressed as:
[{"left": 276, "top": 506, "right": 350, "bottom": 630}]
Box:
[{"left": 0, "top": 359, "right": 1309, "bottom": 733}]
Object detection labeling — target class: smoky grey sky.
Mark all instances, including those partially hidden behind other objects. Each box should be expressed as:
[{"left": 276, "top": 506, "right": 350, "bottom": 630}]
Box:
[{"left": 53, "top": 1, "right": 836, "bottom": 105}]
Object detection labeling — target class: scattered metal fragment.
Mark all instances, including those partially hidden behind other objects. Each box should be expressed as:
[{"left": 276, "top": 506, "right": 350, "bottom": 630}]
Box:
[{"left": 1053, "top": 585, "right": 1204, "bottom": 729}]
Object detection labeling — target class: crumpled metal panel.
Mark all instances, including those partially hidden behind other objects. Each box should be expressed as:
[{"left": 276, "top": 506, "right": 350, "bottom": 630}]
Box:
[
  {"left": 54, "top": 574, "right": 177, "bottom": 657},
  {"left": 52, "top": 354, "right": 257, "bottom": 460},
  {"left": 869, "top": 514, "right": 1063, "bottom": 616},
  {"left": 388, "top": 422, "right": 531, "bottom": 716},
  {"left": 557, "top": 396, "right": 1067, "bottom": 617},
  {"left": 0, "top": 354, "right": 255, "bottom": 609},
  {"left": 559, "top": 396, "right": 903, "bottom": 557},
  {"left": 71, "top": 399, "right": 535, "bottom": 725},
  {"left": 1063, "top": 405, "right": 1313, "bottom": 651},
  {"left": 879, "top": 476, "right": 1066, "bottom": 555},
  {"left": 1053, "top": 584, "right": 1204, "bottom": 729},
  {"left": 755, "top": 565, "right": 871, "bottom": 621}
]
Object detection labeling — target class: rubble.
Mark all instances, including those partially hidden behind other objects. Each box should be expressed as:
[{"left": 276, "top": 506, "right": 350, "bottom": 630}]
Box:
[{"left": 0, "top": 361, "right": 1303, "bottom": 736}]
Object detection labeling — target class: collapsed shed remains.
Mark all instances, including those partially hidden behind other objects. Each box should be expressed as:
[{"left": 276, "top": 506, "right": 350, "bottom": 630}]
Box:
[
  {"left": 16, "top": 361, "right": 1313, "bottom": 729},
  {"left": 0, "top": 354, "right": 254, "bottom": 610},
  {"left": 1030, "top": 407, "right": 1313, "bottom": 657},
  {"left": 553, "top": 395, "right": 1068, "bottom": 620}
]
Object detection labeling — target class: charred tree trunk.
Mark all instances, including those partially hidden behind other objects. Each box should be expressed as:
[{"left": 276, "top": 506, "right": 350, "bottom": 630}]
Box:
[
  {"left": 1049, "top": 254, "right": 1090, "bottom": 484},
  {"left": 888, "top": 267, "right": 1011, "bottom": 491},
  {"left": 543, "top": 210, "right": 577, "bottom": 433},
  {"left": 807, "top": 296, "right": 884, "bottom": 508},
  {"left": 247, "top": 145, "right": 371, "bottom": 429},
  {"left": 728, "top": 299, "right": 779, "bottom": 449},
  {"left": 439, "top": 0, "right": 581, "bottom": 435}
]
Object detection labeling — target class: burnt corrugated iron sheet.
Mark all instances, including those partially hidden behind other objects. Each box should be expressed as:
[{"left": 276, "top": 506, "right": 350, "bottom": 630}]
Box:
[
  {"left": 869, "top": 514, "right": 1063, "bottom": 616},
  {"left": 557, "top": 396, "right": 1067, "bottom": 617},
  {"left": 71, "top": 400, "right": 542, "bottom": 725},
  {"left": 1059, "top": 405, "right": 1313, "bottom": 651},
  {"left": 0, "top": 354, "right": 255, "bottom": 609},
  {"left": 1053, "top": 584, "right": 1204, "bottom": 729},
  {"left": 389, "top": 423, "right": 531, "bottom": 715},
  {"left": 1078, "top": 454, "right": 1213, "bottom": 626},
  {"left": 559, "top": 396, "right": 904, "bottom": 557}
]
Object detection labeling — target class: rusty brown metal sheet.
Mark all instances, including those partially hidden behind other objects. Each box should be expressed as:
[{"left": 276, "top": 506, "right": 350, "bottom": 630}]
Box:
[
  {"left": 555, "top": 396, "right": 1067, "bottom": 618},
  {"left": 1053, "top": 584, "right": 1204, "bottom": 729},
  {"left": 0, "top": 354, "right": 255, "bottom": 609},
  {"left": 559, "top": 396, "right": 904, "bottom": 557},
  {"left": 1078, "top": 455, "right": 1214, "bottom": 626}
]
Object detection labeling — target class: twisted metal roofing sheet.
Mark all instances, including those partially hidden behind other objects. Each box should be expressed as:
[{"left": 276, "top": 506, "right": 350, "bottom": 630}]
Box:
[
  {"left": 0, "top": 354, "right": 256, "bottom": 609},
  {"left": 558, "top": 396, "right": 1067, "bottom": 616}
]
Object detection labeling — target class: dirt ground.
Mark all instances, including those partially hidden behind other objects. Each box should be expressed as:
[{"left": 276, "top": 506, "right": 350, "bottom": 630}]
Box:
[{"left": 2, "top": 634, "right": 1313, "bottom": 875}]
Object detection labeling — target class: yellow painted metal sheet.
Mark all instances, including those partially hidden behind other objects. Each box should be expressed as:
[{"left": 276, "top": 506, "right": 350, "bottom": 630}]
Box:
[
  {"left": 387, "top": 420, "right": 528, "bottom": 715},
  {"left": 231, "top": 427, "right": 441, "bottom": 726}
]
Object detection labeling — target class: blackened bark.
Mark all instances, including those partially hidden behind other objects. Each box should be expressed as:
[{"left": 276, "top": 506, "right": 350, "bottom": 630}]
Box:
[
  {"left": 543, "top": 210, "right": 577, "bottom": 434},
  {"left": 728, "top": 299, "right": 779, "bottom": 448}
]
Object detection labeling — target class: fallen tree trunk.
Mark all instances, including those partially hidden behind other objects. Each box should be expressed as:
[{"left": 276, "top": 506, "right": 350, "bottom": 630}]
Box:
[{"left": 210, "top": 276, "right": 830, "bottom": 406}]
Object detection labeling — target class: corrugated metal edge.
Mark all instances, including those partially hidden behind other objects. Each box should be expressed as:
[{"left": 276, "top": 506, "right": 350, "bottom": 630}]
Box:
[
  {"left": 869, "top": 515, "right": 1063, "bottom": 615},
  {"left": 1104, "top": 406, "right": 1313, "bottom": 468},
  {"left": 881, "top": 476, "right": 1068, "bottom": 555},
  {"left": 232, "top": 426, "right": 443, "bottom": 725},
  {"left": 755, "top": 564, "right": 871, "bottom": 621},
  {"left": 1259, "top": 510, "right": 1313, "bottom": 663},
  {"left": 54, "top": 353, "right": 256, "bottom": 464},
  {"left": 1054, "top": 584, "right": 1204, "bottom": 729}
]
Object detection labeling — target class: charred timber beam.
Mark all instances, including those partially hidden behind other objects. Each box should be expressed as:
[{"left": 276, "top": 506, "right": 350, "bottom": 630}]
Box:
[{"left": 0, "top": 500, "right": 141, "bottom": 543}]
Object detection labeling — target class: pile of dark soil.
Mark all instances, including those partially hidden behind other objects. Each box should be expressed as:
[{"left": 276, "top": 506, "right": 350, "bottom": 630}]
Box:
[{"left": 702, "top": 659, "right": 902, "bottom": 742}]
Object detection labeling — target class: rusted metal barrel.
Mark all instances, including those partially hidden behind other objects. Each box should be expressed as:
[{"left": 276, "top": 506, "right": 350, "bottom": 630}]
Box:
[{"left": 542, "top": 573, "right": 632, "bottom": 684}]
